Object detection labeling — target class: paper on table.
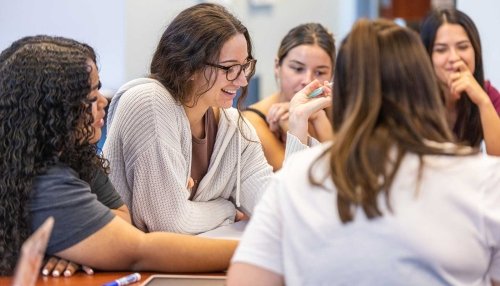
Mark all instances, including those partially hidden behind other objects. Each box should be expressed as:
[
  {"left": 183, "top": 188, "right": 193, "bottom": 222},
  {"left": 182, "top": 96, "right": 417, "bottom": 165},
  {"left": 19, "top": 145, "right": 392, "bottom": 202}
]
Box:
[{"left": 197, "top": 220, "right": 248, "bottom": 240}]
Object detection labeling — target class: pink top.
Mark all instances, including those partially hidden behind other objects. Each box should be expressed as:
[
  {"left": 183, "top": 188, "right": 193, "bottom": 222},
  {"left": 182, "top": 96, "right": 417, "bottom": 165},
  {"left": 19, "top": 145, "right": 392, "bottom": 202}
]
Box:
[{"left": 485, "top": 80, "right": 500, "bottom": 115}]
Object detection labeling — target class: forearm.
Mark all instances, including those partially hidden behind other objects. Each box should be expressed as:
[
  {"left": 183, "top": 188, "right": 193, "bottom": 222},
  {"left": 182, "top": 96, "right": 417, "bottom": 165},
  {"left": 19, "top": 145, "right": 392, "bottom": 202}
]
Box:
[
  {"left": 57, "top": 217, "right": 237, "bottom": 273},
  {"left": 478, "top": 100, "right": 500, "bottom": 155},
  {"left": 310, "top": 111, "right": 333, "bottom": 142},
  {"left": 288, "top": 110, "right": 309, "bottom": 144},
  {"left": 134, "top": 193, "right": 236, "bottom": 234},
  {"left": 111, "top": 205, "right": 131, "bottom": 224},
  {"left": 134, "top": 233, "right": 238, "bottom": 272}
]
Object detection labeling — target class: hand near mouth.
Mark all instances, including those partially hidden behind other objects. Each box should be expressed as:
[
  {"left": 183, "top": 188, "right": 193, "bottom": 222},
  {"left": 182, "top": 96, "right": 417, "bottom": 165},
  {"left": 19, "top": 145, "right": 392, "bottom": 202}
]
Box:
[{"left": 447, "top": 60, "right": 489, "bottom": 106}]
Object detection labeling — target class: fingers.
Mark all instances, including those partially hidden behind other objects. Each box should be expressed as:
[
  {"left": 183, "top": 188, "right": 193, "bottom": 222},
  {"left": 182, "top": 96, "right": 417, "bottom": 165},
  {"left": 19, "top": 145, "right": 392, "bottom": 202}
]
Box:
[
  {"left": 280, "top": 112, "right": 289, "bottom": 122},
  {"left": 52, "top": 258, "right": 69, "bottom": 277},
  {"left": 268, "top": 120, "right": 281, "bottom": 134},
  {"left": 235, "top": 210, "right": 249, "bottom": 222},
  {"left": 42, "top": 256, "right": 89, "bottom": 277},
  {"left": 268, "top": 107, "right": 289, "bottom": 140},
  {"left": 187, "top": 177, "right": 194, "bottom": 190},
  {"left": 81, "top": 265, "right": 94, "bottom": 275},
  {"left": 313, "top": 95, "right": 333, "bottom": 110},
  {"left": 448, "top": 69, "right": 470, "bottom": 93},
  {"left": 451, "top": 60, "right": 470, "bottom": 73},
  {"left": 42, "top": 256, "right": 58, "bottom": 276},
  {"left": 300, "top": 80, "right": 323, "bottom": 97},
  {"left": 447, "top": 69, "right": 486, "bottom": 104},
  {"left": 266, "top": 102, "right": 289, "bottom": 125},
  {"left": 63, "top": 262, "right": 80, "bottom": 277}
]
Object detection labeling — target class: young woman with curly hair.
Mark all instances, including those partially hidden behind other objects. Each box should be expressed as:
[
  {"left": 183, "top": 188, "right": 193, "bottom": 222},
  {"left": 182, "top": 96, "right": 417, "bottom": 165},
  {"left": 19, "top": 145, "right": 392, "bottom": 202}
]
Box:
[
  {"left": 0, "top": 35, "right": 132, "bottom": 277},
  {"left": 0, "top": 35, "right": 236, "bottom": 276}
]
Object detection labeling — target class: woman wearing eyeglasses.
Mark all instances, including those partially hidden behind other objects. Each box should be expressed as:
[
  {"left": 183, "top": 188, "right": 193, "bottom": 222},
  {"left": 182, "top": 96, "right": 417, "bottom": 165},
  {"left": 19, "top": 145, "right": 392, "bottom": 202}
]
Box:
[{"left": 103, "top": 3, "right": 275, "bottom": 234}]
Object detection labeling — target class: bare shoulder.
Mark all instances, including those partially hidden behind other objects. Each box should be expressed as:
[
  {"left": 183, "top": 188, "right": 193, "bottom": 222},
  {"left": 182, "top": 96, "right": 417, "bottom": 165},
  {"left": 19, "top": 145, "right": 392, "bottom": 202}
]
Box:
[{"left": 243, "top": 94, "right": 279, "bottom": 121}]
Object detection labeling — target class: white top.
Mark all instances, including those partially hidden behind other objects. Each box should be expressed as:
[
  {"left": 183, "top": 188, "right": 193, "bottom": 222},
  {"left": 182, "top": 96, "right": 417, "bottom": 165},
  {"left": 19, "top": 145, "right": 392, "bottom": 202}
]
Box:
[
  {"left": 103, "top": 78, "right": 274, "bottom": 234},
  {"left": 233, "top": 142, "right": 500, "bottom": 286},
  {"left": 197, "top": 220, "right": 247, "bottom": 240}
]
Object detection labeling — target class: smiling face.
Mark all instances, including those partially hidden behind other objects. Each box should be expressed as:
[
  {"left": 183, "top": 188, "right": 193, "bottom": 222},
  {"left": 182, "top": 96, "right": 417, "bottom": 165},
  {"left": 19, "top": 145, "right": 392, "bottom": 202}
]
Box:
[
  {"left": 194, "top": 33, "right": 250, "bottom": 110},
  {"left": 276, "top": 44, "right": 333, "bottom": 101},
  {"left": 431, "top": 23, "right": 475, "bottom": 85},
  {"left": 87, "top": 60, "right": 108, "bottom": 144}
]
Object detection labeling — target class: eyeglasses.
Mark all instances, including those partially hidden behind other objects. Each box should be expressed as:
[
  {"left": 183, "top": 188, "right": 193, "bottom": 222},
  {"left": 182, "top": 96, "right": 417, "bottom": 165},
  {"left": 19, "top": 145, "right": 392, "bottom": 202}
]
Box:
[{"left": 206, "top": 59, "right": 256, "bottom": 81}]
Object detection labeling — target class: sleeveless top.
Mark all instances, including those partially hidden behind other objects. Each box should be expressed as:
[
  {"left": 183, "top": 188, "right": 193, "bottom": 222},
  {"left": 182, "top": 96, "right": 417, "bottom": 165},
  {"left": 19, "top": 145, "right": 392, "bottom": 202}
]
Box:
[{"left": 245, "top": 107, "right": 268, "bottom": 126}]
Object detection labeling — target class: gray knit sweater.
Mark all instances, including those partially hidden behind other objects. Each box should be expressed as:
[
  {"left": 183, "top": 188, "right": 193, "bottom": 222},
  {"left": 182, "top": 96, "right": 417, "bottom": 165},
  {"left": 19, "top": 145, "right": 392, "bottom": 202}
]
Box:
[{"left": 103, "top": 78, "right": 274, "bottom": 234}]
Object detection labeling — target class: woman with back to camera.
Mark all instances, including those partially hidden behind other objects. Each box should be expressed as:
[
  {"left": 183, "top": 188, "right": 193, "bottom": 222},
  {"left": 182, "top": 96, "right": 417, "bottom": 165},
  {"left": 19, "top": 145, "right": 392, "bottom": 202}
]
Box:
[
  {"left": 420, "top": 8, "right": 500, "bottom": 155},
  {"left": 227, "top": 19, "right": 500, "bottom": 285},
  {"left": 244, "top": 23, "right": 335, "bottom": 171},
  {"left": 103, "top": 3, "right": 301, "bottom": 234},
  {"left": 0, "top": 35, "right": 237, "bottom": 276}
]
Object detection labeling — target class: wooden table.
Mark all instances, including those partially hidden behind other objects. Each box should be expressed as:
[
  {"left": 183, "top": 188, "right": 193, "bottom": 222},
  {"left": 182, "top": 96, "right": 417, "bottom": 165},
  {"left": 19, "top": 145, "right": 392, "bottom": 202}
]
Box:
[
  {"left": 0, "top": 272, "right": 152, "bottom": 286},
  {"left": 0, "top": 271, "right": 226, "bottom": 286}
]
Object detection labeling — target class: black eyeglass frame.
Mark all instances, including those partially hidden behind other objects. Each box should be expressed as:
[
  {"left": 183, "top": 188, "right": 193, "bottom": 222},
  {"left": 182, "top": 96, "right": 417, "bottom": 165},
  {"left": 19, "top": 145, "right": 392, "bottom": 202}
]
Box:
[{"left": 205, "top": 59, "right": 257, "bottom": 81}]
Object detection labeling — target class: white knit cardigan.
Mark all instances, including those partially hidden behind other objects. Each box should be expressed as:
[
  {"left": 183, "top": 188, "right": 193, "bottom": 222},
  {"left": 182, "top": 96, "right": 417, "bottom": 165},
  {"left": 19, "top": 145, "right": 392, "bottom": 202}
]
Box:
[{"left": 103, "top": 78, "right": 274, "bottom": 234}]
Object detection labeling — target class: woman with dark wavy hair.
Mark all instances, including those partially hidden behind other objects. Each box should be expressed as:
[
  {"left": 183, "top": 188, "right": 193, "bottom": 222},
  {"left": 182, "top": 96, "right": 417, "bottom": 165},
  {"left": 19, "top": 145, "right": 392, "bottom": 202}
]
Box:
[
  {"left": 0, "top": 35, "right": 237, "bottom": 276},
  {"left": 420, "top": 9, "right": 500, "bottom": 155},
  {"left": 0, "top": 35, "right": 132, "bottom": 278},
  {"left": 103, "top": 3, "right": 277, "bottom": 235},
  {"left": 227, "top": 19, "right": 500, "bottom": 285}
]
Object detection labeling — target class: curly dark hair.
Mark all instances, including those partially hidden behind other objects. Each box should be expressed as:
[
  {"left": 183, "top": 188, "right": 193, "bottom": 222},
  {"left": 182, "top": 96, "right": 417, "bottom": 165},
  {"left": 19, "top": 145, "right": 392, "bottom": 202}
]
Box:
[{"left": 0, "top": 35, "right": 107, "bottom": 275}]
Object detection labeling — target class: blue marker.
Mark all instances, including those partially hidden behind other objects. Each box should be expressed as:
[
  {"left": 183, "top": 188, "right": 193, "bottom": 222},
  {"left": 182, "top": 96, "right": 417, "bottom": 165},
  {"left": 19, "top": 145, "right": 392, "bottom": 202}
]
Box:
[
  {"left": 308, "top": 81, "right": 333, "bottom": 98},
  {"left": 103, "top": 273, "right": 141, "bottom": 286}
]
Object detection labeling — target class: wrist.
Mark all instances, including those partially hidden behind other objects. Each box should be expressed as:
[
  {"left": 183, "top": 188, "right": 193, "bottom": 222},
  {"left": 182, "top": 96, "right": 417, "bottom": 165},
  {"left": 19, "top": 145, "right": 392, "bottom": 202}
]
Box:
[
  {"left": 474, "top": 92, "right": 493, "bottom": 110},
  {"left": 288, "top": 118, "right": 309, "bottom": 145}
]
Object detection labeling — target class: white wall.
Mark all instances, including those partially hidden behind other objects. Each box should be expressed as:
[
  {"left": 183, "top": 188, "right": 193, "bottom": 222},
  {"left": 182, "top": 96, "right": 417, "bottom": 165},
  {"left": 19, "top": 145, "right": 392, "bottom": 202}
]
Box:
[
  {"left": 458, "top": 0, "right": 500, "bottom": 87},
  {"left": 0, "top": 0, "right": 353, "bottom": 99},
  {"left": 124, "top": 0, "right": 199, "bottom": 82},
  {"left": 10, "top": 1, "right": 499, "bottom": 98},
  {"left": 123, "top": 0, "right": 354, "bottom": 99},
  {"left": 0, "top": 0, "right": 125, "bottom": 93}
]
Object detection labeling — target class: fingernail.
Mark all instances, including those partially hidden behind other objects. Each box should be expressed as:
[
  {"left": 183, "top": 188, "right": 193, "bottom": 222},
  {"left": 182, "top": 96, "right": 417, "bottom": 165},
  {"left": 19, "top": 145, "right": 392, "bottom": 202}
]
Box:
[
  {"left": 52, "top": 270, "right": 60, "bottom": 277},
  {"left": 42, "top": 269, "right": 49, "bottom": 276},
  {"left": 82, "top": 266, "right": 94, "bottom": 275},
  {"left": 64, "top": 270, "right": 72, "bottom": 277}
]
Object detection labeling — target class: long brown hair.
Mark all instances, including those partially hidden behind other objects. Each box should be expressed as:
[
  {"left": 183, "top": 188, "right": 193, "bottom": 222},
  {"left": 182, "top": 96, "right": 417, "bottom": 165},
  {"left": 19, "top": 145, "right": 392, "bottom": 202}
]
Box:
[
  {"left": 420, "top": 9, "right": 485, "bottom": 146},
  {"left": 316, "top": 19, "right": 473, "bottom": 223},
  {"left": 277, "top": 23, "right": 336, "bottom": 71},
  {"left": 150, "top": 3, "right": 254, "bottom": 110}
]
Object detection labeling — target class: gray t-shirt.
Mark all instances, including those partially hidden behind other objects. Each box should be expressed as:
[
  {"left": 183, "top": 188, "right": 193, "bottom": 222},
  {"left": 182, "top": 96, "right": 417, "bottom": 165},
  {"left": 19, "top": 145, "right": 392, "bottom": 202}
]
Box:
[
  {"left": 29, "top": 163, "right": 115, "bottom": 254},
  {"left": 90, "top": 168, "right": 124, "bottom": 210}
]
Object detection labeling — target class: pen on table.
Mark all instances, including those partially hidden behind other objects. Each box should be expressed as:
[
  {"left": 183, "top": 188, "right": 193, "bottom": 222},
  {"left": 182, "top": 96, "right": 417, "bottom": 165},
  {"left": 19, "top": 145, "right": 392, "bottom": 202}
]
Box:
[
  {"left": 308, "top": 81, "right": 333, "bottom": 98},
  {"left": 102, "top": 273, "right": 141, "bottom": 286}
]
